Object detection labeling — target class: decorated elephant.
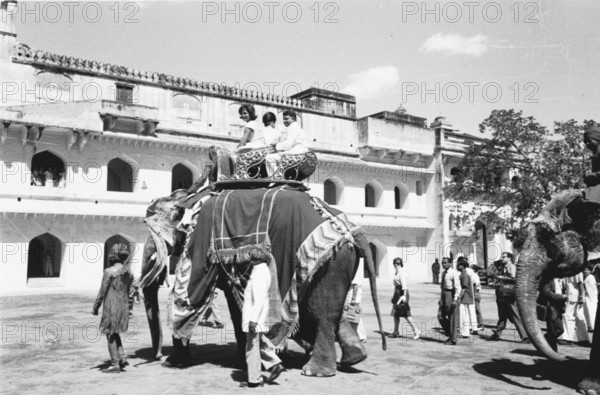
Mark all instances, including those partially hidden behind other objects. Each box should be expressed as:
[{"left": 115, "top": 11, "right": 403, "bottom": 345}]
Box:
[
  {"left": 515, "top": 190, "right": 600, "bottom": 394},
  {"left": 140, "top": 184, "right": 386, "bottom": 377}
]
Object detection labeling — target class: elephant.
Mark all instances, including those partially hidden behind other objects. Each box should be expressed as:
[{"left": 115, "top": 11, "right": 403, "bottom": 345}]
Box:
[
  {"left": 515, "top": 190, "right": 600, "bottom": 394},
  {"left": 140, "top": 185, "right": 386, "bottom": 377},
  {"left": 135, "top": 189, "right": 189, "bottom": 360}
]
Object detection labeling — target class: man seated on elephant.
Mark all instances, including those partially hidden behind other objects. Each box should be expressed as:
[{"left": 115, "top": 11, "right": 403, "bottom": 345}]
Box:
[
  {"left": 265, "top": 110, "right": 308, "bottom": 177},
  {"left": 243, "top": 257, "right": 284, "bottom": 387}
]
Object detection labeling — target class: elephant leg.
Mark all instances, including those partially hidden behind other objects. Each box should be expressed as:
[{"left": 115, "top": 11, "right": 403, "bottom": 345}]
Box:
[
  {"left": 302, "top": 320, "right": 337, "bottom": 377},
  {"left": 337, "top": 318, "right": 367, "bottom": 367},
  {"left": 301, "top": 248, "right": 357, "bottom": 377},
  {"left": 142, "top": 281, "right": 162, "bottom": 359}
]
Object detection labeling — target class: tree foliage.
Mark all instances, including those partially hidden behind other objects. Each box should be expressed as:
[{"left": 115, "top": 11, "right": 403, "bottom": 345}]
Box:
[{"left": 445, "top": 109, "right": 597, "bottom": 239}]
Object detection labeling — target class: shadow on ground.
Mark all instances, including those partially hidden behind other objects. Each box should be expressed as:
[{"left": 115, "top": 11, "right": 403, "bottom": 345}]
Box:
[{"left": 472, "top": 357, "right": 588, "bottom": 391}]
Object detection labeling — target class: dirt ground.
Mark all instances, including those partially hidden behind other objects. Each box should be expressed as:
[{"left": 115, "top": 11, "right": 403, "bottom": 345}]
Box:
[{"left": 0, "top": 282, "right": 592, "bottom": 395}]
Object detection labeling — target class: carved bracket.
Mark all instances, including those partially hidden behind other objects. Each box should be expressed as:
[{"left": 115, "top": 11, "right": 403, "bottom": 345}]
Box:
[
  {"left": 67, "top": 129, "right": 77, "bottom": 150},
  {"left": 377, "top": 149, "right": 388, "bottom": 161},
  {"left": 0, "top": 122, "right": 9, "bottom": 144},
  {"left": 78, "top": 131, "right": 89, "bottom": 152},
  {"left": 100, "top": 114, "right": 116, "bottom": 131},
  {"left": 358, "top": 146, "right": 371, "bottom": 158}
]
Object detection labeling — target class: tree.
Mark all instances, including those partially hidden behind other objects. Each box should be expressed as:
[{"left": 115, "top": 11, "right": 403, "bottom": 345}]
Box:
[{"left": 445, "top": 109, "right": 597, "bottom": 240}]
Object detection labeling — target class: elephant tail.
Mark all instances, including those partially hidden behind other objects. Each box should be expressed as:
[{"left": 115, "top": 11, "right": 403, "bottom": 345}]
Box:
[{"left": 354, "top": 232, "right": 387, "bottom": 351}]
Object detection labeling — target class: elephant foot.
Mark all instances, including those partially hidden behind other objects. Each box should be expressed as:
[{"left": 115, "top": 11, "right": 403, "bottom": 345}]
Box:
[
  {"left": 339, "top": 343, "right": 367, "bottom": 367},
  {"left": 578, "top": 377, "right": 600, "bottom": 395},
  {"left": 301, "top": 367, "right": 336, "bottom": 377},
  {"left": 301, "top": 358, "right": 336, "bottom": 377}
]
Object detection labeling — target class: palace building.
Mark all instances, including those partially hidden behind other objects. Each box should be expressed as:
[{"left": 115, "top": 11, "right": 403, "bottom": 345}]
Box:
[{"left": 0, "top": 0, "right": 507, "bottom": 290}]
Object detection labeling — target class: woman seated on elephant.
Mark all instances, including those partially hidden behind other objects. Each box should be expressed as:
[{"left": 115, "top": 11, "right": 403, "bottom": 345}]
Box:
[{"left": 236, "top": 104, "right": 266, "bottom": 152}]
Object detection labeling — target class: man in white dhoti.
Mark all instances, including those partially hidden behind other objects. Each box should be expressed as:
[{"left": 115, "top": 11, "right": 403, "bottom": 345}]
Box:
[
  {"left": 560, "top": 274, "right": 590, "bottom": 343},
  {"left": 345, "top": 259, "right": 367, "bottom": 342},
  {"left": 583, "top": 265, "right": 598, "bottom": 332},
  {"left": 265, "top": 110, "right": 308, "bottom": 177},
  {"left": 243, "top": 259, "right": 284, "bottom": 387}
]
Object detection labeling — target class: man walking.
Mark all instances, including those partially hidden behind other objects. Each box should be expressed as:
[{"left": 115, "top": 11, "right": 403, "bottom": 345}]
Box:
[
  {"left": 438, "top": 257, "right": 461, "bottom": 345},
  {"left": 458, "top": 257, "right": 484, "bottom": 332},
  {"left": 490, "top": 252, "right": 529, "bottom": 342},
  {"left": 432, "top": 258, "right": 441, "bottom": 284}
]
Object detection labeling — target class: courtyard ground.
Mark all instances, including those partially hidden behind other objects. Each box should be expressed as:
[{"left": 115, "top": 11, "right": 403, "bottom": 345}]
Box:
[{"left": 0, "top": 281, "right": 592, "bottom": 395}]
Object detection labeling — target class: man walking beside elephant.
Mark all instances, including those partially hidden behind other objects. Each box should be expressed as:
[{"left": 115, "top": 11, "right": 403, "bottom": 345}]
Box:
[{"left": 490, "top": 252, "right": 529, "bottom": 342}]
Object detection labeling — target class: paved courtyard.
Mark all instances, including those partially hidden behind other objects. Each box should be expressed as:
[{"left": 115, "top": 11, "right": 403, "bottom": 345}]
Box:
[{"left": 0, "top": 281, "right": 592, "bottom": 394}]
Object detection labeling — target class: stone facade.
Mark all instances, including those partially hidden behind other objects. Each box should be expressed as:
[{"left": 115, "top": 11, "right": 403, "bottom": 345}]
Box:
[
  {"left": 0, "top": 1, "right": 454, "bottom": 289},
  {"left": 434, "top": 117, "right": 513, "bottom": 269}
]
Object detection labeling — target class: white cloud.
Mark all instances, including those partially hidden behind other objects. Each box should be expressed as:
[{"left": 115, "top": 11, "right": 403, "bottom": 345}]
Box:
[
  {"left": 343, "top": 66, "right": 400, "bottom": 100},
  {"left": 420, "top": 33, "right": 488, "bottom": 57}
]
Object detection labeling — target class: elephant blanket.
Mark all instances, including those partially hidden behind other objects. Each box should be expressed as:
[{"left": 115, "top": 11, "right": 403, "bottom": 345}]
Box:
[{"left": 169, "top": 185, "right": 364, "bottom": 341}]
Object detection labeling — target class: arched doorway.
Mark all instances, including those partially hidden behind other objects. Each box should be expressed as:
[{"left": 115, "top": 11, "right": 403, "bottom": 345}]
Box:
[
  {"left": 107, "top": 157, "right": 134, "bottom": 192},
  {"left": 30, "top": 150, "right": 66, "bottom": 187},
  {"left": 27, "top": 233, "right": 63, "bottom": 278},
  {"left": 104, "top": 234, "right": 136, "bottom": 269},
  {"left": 171, "top": 163, "right": 193, "bottom": 192}
]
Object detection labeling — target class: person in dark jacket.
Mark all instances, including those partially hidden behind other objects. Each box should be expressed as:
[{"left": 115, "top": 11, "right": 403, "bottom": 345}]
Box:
[{"left": 538, "top": 276, "right": 567, "bottom": 352}]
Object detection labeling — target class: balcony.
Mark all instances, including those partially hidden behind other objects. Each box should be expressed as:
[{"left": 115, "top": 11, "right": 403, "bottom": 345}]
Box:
[{"left": 99, "top": 100, "right": 159, "bottom": 135}]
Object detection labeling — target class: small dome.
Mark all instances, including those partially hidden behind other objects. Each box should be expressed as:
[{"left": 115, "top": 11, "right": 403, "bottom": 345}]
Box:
[{"left": 395, "top": 104, "right": 407, "bottom": 114}]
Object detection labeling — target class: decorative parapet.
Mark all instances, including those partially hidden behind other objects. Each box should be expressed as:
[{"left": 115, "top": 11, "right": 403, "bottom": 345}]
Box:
[{"left": 12, "top": 43, "right": 306, "bottom": 110}]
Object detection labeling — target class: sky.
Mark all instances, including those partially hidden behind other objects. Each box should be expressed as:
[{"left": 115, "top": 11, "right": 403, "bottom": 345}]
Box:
[{"left": 9, "top": 0, "right": 600, "bottom": 135}]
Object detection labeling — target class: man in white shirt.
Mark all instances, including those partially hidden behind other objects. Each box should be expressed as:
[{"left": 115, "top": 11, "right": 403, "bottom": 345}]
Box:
[
  {"left": 345, "top": 259, "right": 367, "bottom": 342},
  {"left": 265, "top": 110, "right": 308, "bottom": 177},
  {"left": 243, "top": 259, "right": 284, "bottom": 387},
  {"left": 459, "top": 257, "right": 484, "bottom": 332},
  {"left": 438, "top": 257, "right": 461, "bottom": 345}
]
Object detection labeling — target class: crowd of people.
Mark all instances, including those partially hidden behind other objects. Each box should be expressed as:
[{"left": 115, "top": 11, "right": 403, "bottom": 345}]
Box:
[
  {"left": 388, "top": 254, "right": 598, "bottom": 347},
  {"left": 30, "top": 167, "right": 65, "bottom": 187}
]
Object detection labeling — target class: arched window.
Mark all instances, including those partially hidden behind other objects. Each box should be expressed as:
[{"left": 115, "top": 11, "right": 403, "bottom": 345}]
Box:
[
  {"left": 30, "top": 150, "right": 65, "bottom": 187},
  {"left": 364, "top": 181, "right": 383, "bottom": 208},
  {"left": 107, "top": 158, "right": 134, "bottom": 192},
  {"left": 172, "top": 163, "right": 193, "bottom": 192},
  {"left": 394, "top": 183, "right": 408, "bottom": 209},
  {"left": 27, "top": 233, "right": 62, "bottom": 278},
  {"left": 323, "top": 179, "right": 337, "bottom": 205},
  {"left": 104, "top": 234, "right": 136, "bottom": 269}
]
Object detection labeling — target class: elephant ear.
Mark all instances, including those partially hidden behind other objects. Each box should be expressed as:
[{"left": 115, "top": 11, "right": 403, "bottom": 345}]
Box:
[{"left": 532, "top": 190, "right": 583, "bottom": 235}]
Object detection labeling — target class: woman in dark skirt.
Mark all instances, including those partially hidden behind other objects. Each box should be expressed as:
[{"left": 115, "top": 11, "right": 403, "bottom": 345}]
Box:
[
  {"left": 92, "top": 246, "right": 134, "bottom": 373},
  {"left": 390, "top": 258, "right": 421, "bottom": 340}
]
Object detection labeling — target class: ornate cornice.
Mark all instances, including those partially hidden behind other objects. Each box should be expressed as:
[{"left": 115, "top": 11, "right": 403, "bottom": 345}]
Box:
[{"left": 12, "top": 43, "right": 306, "bottom": 109}]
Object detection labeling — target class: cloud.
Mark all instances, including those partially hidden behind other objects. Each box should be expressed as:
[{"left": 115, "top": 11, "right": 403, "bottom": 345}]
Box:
[
  {"left": 420, "top": 33, "right": 488, "bottom": 57},
  {"left": 343, "top": 66, "right": 400, "bottom": 100}
]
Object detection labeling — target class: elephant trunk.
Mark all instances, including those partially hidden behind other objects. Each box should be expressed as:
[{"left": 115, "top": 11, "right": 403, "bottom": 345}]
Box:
[
  {"left": 515, "top": 226, "right": 565, "bottom": 361},
  {"left": 354, "top": 233, "right": 387, "bottom": 351}
]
